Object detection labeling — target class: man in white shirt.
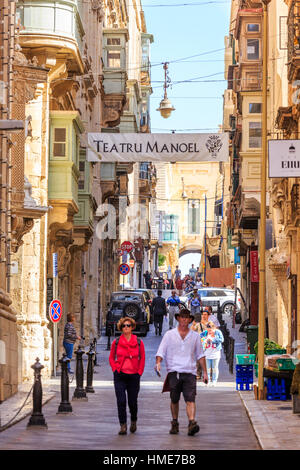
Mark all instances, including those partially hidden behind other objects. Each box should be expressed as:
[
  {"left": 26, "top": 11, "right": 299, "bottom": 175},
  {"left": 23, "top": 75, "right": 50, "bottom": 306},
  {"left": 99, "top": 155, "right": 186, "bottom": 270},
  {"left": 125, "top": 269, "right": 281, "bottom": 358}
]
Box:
[{"left": 155, "top": 308, "right": 208, "bottom": 436}]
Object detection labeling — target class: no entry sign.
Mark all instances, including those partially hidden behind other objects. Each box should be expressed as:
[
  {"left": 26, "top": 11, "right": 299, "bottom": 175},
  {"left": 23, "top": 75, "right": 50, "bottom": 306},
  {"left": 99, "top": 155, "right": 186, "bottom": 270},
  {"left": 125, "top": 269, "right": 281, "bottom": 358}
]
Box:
[
  {"left": 49, "top": 299, "right": 62, "bottom": 323},
  {"left": 119, "top": 263, "right": 130, "bottom": 276},
  {"left": 121, "top": 241, "right": 134, "bottom": 253}
]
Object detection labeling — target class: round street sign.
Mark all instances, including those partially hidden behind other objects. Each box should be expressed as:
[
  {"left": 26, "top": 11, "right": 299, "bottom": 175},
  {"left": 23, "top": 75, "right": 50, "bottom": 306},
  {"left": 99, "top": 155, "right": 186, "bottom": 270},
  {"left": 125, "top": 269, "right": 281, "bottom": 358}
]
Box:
[
  {"left": 49, "top": 299, "right": 62, "bottom": 323},
  {"left": 128, "top": 259, "right": 135, "bottom": 268},
  {"left": 119, "top": 263, "right": 130, "bottom": 276},
  {"left": 121, "top": 241, "right": 134, "bottom": 253}
]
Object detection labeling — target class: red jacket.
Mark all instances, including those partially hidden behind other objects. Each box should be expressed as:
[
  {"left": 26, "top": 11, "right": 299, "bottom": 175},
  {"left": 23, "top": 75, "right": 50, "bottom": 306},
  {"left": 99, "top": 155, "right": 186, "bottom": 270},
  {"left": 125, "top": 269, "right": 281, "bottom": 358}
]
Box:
[{"left": 109, "top": 334, "right": 145, "bottom": 376}]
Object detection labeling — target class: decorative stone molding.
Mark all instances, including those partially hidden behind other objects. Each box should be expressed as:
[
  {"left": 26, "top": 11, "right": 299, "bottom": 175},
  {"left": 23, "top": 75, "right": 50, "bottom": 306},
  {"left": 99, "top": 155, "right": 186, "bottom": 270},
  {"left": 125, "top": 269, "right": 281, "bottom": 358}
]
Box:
[
  {"left": 102, "top": 94, "right": 126, "bottom": 127},
  {"left": 0, "top": 288, "right": 17, "bottom": 322}
]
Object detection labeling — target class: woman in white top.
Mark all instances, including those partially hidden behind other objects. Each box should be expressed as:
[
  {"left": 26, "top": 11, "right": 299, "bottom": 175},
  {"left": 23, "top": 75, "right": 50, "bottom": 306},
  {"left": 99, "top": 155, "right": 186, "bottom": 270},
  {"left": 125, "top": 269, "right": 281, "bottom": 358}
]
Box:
[{"left": 200, "top": 322, "right": 224, "bottom": 386}]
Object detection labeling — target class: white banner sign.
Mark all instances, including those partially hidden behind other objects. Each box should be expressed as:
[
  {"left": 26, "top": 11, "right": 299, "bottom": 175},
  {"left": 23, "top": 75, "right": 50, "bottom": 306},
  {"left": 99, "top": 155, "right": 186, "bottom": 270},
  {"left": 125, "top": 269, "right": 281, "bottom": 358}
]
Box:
[
  {"left": 87, "top": 133, "right": 229, "bottom": 162},
  {"left": 269, "top": 140, "right": 300, "bottom": 178}
]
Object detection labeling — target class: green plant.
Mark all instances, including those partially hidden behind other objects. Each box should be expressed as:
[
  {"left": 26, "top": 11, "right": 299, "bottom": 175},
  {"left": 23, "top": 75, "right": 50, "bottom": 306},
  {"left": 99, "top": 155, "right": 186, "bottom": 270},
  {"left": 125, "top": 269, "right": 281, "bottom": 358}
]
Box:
[
  {"left": 158, "top": 254, "right": 166, "bottom": 267},
  {"left": 254, "top": 338, "right": 282, "bottom": 356}
]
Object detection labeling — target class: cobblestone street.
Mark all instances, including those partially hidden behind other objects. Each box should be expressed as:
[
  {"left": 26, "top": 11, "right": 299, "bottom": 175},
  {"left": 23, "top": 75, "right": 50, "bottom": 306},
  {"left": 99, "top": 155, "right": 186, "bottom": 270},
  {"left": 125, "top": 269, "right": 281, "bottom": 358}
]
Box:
[{"left": 0, "top": 307, "right": 260, "bottom": 451}]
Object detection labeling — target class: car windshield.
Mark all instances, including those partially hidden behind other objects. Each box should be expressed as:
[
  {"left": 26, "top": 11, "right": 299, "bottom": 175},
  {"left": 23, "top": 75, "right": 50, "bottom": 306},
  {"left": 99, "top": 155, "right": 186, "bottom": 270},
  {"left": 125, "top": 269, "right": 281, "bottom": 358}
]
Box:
[{"left": 111, "top": 294, "right": 141, "bottom": 302}]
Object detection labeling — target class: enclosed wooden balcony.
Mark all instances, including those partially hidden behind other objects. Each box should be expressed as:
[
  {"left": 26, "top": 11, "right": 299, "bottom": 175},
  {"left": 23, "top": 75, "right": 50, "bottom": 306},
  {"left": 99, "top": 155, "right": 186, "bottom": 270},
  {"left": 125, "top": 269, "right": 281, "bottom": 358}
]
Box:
[{"left": 16, "top": 0, "right": 85, "bottom": 73}]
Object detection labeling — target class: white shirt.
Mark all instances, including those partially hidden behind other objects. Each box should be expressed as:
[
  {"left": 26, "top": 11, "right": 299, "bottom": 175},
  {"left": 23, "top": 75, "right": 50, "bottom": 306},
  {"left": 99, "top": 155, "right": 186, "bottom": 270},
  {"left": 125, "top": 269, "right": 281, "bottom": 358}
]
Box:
[
  {"left": 203, "top": 334, "right": 221, "bottom": 360},
  {"left": 156, "top": 327, "right": 205, "bottom": 375}
]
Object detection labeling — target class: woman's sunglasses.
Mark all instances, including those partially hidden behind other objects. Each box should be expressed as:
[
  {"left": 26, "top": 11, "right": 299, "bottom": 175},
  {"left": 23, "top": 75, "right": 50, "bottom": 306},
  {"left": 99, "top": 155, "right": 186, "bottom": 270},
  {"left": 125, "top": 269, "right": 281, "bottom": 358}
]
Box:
[{"left": 121, "top": 323, "right": 132, "bottom": 328}]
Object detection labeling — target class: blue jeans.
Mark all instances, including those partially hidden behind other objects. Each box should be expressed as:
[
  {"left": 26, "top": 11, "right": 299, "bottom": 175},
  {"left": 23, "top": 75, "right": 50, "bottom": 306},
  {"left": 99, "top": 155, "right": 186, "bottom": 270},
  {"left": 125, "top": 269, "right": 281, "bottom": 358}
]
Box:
[
  {"left": 63, "top": 341, "right": 74, "bottom": 371},
  {"left": 206, "top": 357, "right": 220, "bottom": 382}
]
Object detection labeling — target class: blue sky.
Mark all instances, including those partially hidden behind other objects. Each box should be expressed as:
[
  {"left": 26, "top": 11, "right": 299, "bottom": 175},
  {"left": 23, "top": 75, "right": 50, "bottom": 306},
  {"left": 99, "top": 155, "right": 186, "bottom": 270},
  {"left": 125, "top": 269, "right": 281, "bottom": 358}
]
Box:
[{"left": 144, "top": 0, "right": 231, "bottom": 133}]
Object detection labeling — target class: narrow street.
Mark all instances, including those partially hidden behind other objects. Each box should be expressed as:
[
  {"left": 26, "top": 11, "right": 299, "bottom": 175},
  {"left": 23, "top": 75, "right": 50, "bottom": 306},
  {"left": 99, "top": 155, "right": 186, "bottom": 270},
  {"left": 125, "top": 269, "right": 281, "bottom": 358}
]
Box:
[{"left": 0, "top": 301, "right": 260, "bottom": 451}]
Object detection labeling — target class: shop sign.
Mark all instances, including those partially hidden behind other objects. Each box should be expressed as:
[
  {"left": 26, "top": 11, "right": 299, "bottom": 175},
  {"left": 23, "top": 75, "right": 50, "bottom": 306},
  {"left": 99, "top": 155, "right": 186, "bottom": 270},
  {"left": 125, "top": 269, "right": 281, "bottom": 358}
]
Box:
[
  {"left": 250, "top": 250, "right": 259, "bottom": 283},
  {"left": 269, "top": 140, "right": 300, "bottom": 178}
]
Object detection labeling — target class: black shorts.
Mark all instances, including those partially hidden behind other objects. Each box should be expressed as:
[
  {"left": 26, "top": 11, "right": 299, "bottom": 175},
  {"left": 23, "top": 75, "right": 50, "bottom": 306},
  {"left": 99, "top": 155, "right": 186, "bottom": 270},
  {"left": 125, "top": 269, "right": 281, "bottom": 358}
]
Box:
[{"left": 168, "top": 372, "right": 197, "bottom": 404}]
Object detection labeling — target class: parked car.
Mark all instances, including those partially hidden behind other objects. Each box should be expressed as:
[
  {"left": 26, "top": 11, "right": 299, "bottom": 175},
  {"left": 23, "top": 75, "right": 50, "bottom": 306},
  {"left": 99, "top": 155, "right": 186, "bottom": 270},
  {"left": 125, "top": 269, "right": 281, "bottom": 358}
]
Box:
[
  {"left": 105, "top": 291, "right": 151, "bottom": 336},
  {"left": 179, "top": 287, "right": 241, "bottom": 315},
  {"left": 122, "top": 289, "right": 155, "bottom": 323}
]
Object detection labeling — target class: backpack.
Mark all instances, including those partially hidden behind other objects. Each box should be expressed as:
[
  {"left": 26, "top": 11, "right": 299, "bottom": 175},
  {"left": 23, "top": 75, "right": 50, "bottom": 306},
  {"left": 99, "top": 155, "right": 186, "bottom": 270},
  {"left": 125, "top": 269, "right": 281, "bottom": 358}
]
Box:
[{"left": 114, "top": 336, "right": 142, "bottom": 360}]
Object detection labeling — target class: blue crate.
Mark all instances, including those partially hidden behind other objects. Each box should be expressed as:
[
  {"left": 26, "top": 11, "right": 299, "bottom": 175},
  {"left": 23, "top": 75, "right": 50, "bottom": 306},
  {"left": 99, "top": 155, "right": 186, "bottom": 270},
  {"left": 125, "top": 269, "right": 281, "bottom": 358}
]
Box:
[
  {"left": 236, "top": 382, "right": 254, "bottom": 391},
  {"left": 266, "top": 378, "right": 290, "bottom": 401},
  {"left": 236, "top": 364, "right": 254, "bottom": 374}
]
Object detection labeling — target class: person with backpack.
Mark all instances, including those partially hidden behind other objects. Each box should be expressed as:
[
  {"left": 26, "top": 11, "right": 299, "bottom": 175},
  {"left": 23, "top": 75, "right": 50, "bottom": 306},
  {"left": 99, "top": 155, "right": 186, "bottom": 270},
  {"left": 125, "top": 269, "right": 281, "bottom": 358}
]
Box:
[{"left": 109, "top": 317, "right": 145, "bottom": 435}]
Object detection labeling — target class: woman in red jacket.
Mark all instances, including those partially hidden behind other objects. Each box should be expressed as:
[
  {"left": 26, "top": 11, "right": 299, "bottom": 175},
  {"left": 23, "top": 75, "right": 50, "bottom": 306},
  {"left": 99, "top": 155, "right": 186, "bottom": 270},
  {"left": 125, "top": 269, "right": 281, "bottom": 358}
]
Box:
[{"left": 109, "top": 316, "right": 145, "bottom": 435}]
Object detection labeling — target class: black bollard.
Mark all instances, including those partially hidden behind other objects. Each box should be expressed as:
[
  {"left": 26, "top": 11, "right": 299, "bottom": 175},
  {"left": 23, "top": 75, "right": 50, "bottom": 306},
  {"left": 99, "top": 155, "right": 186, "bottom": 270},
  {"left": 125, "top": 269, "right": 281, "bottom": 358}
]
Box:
[
  {"left": 57, "top": 354, "right": 73, "bottom": 414},
  {"left": 93, "top": 337, "right": 99, "bottom": 367},
  {"left": 106, "top": 325, "right": 111, "bottom": 350},
  {"left": 72, "top": 344, "right": 88, "bottom": 401},
  {"left": 27, "top": 358, "right": 47, "bottom": 429},
  {"left": 86, "top": 345, "right": 95, "bottom": 393}
]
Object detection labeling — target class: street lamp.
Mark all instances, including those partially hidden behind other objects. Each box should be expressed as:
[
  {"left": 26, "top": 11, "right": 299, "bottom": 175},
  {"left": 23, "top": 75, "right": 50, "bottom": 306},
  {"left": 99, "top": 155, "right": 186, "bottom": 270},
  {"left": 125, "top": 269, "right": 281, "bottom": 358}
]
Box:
[{"left": 157, "top": 62, "right": 175, "bottom": 119}]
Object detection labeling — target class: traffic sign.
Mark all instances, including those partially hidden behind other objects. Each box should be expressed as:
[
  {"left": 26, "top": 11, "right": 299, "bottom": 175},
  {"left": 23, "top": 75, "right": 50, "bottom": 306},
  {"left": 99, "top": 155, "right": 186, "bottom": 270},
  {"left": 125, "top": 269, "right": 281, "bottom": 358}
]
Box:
[
  {"left": 235, "top": 273, "right": 241, "bottom": 279},
  {"left": 49, "top": 299, "right": 62, "bottom": 323},
  {"left": 121, "top": 241, "right": 134, "bottom": 253},
  {"left": 53, "top": 253, "right": 58, "bottom": 278},
  {"left": 128, "top": 259, "right": 135, "bottom": 268},
  {"left": 119, "top": 263, "right": 130, "bottom": 276}
]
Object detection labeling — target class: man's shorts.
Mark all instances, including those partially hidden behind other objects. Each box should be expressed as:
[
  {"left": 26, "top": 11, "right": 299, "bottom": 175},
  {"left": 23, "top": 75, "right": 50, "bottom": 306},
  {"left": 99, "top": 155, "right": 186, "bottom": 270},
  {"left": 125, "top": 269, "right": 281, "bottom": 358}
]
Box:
[{"left": 168, "top": 372, "right": 197, "bottom": 404}]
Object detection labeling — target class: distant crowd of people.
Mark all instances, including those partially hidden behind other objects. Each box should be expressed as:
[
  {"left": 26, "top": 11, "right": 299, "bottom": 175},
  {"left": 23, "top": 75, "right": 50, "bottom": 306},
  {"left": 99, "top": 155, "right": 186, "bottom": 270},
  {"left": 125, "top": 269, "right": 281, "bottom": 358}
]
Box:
[{"left": 143, "top": 263, "right": 210, "bottom": 294}]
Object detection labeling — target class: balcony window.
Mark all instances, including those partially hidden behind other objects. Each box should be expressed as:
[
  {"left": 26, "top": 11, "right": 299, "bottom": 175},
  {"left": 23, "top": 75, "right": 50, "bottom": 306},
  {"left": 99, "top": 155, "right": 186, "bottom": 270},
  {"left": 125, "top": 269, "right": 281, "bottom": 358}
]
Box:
[
  {"left": 78, "top": 161, "right": 85, "bottom": 190},
  {"left": 249, "top": 122, "right": 262, "bottom": 148},
  {"left": 163, "top": 215, "right": 178, "bottom": 242},
  {"left": 188, "top": 199, "right": 200, "bottom": 234},
  {"left": 249, "top": 103, "right": 262, "bottom": 113},
  {"left": 107, "top": 38, "right": 121, "bottom": 46},
  {"left": 139, "top": 163, "right": 151, "bottom": 180},
  {"left": 247, "top": 24, "right": 260, "bottom": 33},
  {"left": 101, "top": 163, "right": 116, "bottom": 181},
  {"left": 107, "top": 51, "right": 121, "bottom": 68},
  {"left": 247, "top": 39, "right": 259, "bottom": 60},
  {"left": 53, "top": 128, "right": 66, "bottom": 157}
]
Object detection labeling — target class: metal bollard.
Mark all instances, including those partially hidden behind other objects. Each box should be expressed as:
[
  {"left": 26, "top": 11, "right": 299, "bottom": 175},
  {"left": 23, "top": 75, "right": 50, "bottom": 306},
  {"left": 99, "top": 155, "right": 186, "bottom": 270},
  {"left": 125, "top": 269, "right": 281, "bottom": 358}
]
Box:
[
  {"left": 57, "top": 354, "right": 73, "bottom": 414},
  {"left": 72, "top": 344, "right": 88, "bottom": 401},
  {"left": 93, "top": 337, "right": 99, "bottom": 367},
  {"left": 106, "top": 325, "right": 111, "bottom": 350},
  {"left": 27, "top": 358, "right": 47, "bottom": 429},
  {"left": 86, "top": 344, "right": 95, "bottom": 393}
]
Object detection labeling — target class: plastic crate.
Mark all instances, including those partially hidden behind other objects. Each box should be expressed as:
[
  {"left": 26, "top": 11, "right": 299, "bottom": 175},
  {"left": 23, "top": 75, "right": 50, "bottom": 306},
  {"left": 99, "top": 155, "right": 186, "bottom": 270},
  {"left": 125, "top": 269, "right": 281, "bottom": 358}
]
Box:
[
  {"left": 265, "top": 349, "right": 286, "bottom": 355},
  {"left": 236, "top": 382, "right": 254, "bottom": 391},
  {"left": 276, "top": 358, "right": 296, "bottom": 371},
  {"left": 236, "top": 354, "right": 256, "bottom": 365},
  {"left": 266, "top": 378, "right": 290, "bottom": 401},
  {"left": 236, "top": 364, "right": 253, "bottom": 375}
]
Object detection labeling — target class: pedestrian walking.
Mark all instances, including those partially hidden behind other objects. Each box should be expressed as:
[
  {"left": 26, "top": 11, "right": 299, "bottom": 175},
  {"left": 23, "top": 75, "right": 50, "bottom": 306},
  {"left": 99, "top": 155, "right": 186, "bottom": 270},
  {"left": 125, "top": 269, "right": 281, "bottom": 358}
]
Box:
[
  {"left": 166, "top": 290, "right": 181, "bottom": 329},
  {"left": 200, "top": 322, "right": 224, "bottom": 386},
  {"left": 188, "top": 288, "right": 202, "bottom": 322},
  {"left": 155, "top": 308, "right": 208, "bottom": 436},
  {"left": 174, "top": 265, "right": 182, "bottom": 279},
  {"left": 109, "top": 317, "right": 145, "bottom": 435},
  {"left": 204, "top": 306, "right": 220, "bottom": 328},
  {"left": 143, "top": 270, "right": 152, "bottom": 289},
  {"left": 199, "top": 310, "right": 210, "bottom": 332},
  {"left": 175, "top": 277, "right": 184, "bottom": 295},
  {"left": 63, "top": 313, "right": 81, "bottom": 374},
  {"left": 152, "top": 289, "right": 167, "bottom": 335},
  {"left": 189, "top": 264, "right": 197, "bottom": 280}
]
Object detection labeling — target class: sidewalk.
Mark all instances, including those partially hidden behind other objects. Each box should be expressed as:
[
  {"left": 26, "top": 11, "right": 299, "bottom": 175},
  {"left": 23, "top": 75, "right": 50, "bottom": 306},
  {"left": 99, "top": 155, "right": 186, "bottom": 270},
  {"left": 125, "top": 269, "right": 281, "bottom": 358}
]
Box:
[{"left": 225, "top": 315, "right": 300, "bottom": 450}]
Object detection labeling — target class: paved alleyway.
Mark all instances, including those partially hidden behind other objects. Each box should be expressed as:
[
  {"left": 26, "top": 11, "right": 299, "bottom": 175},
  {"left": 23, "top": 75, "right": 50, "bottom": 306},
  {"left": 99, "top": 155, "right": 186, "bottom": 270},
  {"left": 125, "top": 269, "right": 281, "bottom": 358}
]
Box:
[{"left": 0, "top": 304, "right": 260, "bottom": 451}]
